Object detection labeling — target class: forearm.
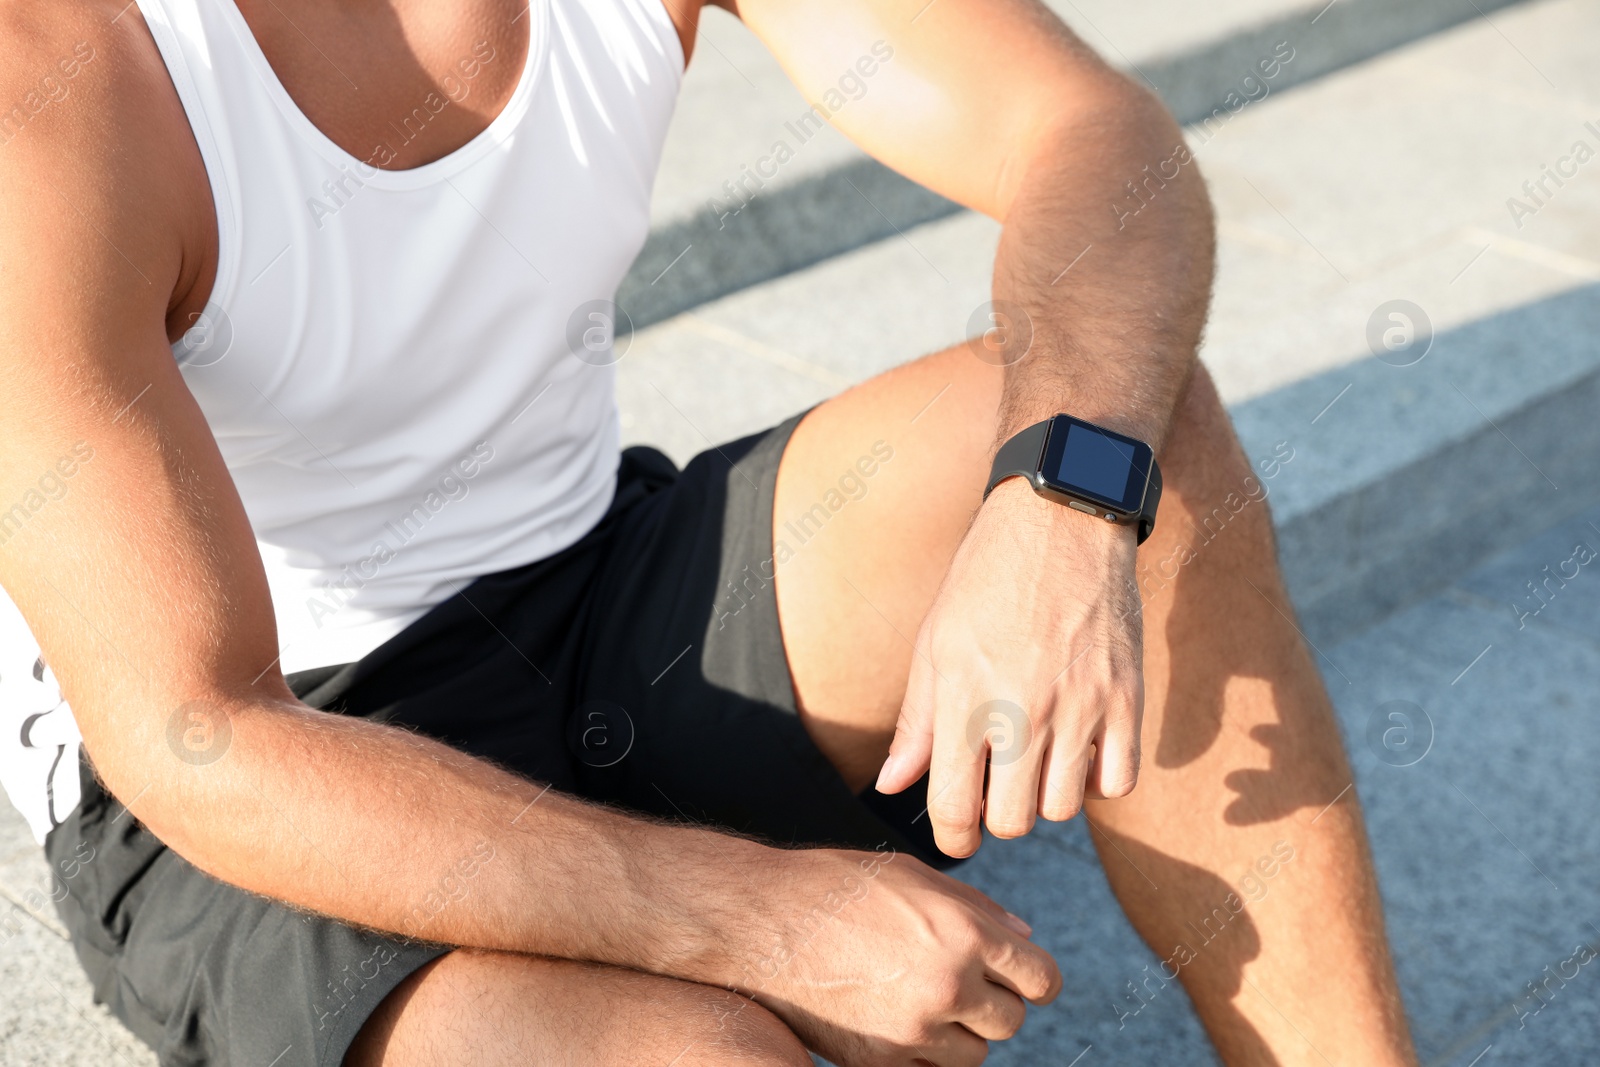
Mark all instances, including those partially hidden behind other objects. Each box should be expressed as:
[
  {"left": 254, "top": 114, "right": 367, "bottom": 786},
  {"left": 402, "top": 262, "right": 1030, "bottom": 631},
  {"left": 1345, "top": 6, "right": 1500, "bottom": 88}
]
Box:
[
  {"left": 102, "top": 693, "right": 764, "bottom": 982},
  {"left": 992, "top": 85, "right": 1215, "bottom": 449}
]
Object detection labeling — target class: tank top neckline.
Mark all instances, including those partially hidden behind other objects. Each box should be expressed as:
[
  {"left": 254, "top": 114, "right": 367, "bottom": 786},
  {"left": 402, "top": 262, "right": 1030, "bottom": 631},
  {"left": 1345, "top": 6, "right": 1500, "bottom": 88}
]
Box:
[{"left": 212, "top": 0, "right": 551, "bottom": 191}]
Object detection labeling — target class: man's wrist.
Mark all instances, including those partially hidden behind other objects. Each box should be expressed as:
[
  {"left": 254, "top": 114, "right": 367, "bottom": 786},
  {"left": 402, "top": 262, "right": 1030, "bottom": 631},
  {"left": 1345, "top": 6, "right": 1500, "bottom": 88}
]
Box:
[
  {"left": 983, "top": 471, "right": 1137, "bottom": 548},
  {"left": 615, "top": 823, "right": 794, "bottom": 989},
  {"left": 637, "top": 839, "right": 891, "bottom": 1003},
  {"left": 996, "top": 402, "right": 1168, "bottom": 459}
]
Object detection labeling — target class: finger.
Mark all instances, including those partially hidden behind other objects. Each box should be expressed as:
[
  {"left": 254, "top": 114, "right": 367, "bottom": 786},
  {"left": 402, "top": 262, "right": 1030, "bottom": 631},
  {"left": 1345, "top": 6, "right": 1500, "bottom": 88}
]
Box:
[
  {"left": 876, "top": 648, "right": 938, "bottom": 795},
  {"left": 1084, "top": 711, "right": 1141, "bottom": 799},
  {"left": 980, "top": 921, "right": 1063, "bottom": 1005},
  {"left": 915, "top": 1021, "right": 991, "bottom": 1067},
  {"left": 926, "top": 688, "right": 988, "bottom": 858},
  {"left": 1086, "top": 660, "right": 1144, "bottom": 799},
  {"left": 1037, "top": 736, "right": 1091, "bottom": 822},
  {"left": 957, "top": 981, "right": 1028, "bottom": 1042},
  {"left": 980, "top": 704, "right": 1044, "bottom": 840}
]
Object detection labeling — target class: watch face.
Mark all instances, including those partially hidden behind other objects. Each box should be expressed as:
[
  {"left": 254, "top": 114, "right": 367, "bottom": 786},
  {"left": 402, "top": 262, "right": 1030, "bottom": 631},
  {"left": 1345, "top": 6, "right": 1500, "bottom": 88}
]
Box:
[{"left": 1039, "top": 415, "right": 1153, "bottom": 514}]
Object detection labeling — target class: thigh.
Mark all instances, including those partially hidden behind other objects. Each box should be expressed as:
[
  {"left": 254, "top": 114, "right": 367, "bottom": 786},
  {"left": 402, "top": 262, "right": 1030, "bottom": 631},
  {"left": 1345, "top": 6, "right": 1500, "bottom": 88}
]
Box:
[
  {"left": 349, "top": 950, "right": 810, "bottom": 1067},
  {"left": 773, "top": 344, "right": 1005, "bottom": 791}
]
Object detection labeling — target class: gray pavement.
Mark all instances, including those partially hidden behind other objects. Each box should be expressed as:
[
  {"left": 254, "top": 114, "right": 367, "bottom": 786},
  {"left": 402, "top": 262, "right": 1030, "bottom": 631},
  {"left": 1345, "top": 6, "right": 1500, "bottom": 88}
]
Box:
[
  {"left": 8, "top": 0, "right": 1600, "bottom": 1063},
  {"left": 0, "top": 812, "right": 153, "bottom": 1065}
]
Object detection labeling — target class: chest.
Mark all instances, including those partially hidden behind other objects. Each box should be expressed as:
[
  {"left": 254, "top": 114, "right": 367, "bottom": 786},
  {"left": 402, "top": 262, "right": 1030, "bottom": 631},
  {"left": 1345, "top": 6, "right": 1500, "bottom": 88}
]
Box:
[{"left": 232, "top": 0, "right": 532, "bottom": 171}]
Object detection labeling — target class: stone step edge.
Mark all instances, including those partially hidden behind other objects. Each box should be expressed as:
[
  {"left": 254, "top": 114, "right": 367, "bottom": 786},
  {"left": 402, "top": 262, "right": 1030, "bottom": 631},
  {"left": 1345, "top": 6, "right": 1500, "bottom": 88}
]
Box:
[
  {"left": 618, "top": 0, "right": 1529, "bottom": 330},
  {"left": 1267, "top": 365, "right": 1600, "bottom": 647}
]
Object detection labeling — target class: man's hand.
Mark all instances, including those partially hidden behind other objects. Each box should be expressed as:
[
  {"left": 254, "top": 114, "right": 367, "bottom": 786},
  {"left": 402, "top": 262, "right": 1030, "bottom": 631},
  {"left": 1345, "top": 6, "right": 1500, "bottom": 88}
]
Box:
[
  {"left": 875, "top": 479, "right": 1144, "bottom": 857},
  {"left": 728, "top": 846, "right": 1062, "bottom": 1066}
]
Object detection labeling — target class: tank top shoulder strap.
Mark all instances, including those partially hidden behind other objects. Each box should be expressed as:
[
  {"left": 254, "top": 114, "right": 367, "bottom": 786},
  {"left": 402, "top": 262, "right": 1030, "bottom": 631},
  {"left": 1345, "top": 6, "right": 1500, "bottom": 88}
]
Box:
[{"left": 132, "top": 0, "right": 248, "bottom": 323}]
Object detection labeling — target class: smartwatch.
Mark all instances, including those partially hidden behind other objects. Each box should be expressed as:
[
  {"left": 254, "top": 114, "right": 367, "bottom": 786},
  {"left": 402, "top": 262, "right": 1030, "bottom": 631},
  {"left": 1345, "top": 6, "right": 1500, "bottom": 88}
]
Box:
[{"left": 985, "top": 414, "right": 1162, "bottom": 544}]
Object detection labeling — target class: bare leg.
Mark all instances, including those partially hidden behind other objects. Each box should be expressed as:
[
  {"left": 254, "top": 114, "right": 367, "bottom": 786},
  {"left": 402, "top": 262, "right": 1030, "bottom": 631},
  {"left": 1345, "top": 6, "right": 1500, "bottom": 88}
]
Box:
[
  {"left": 347, "top": 949, "right": 811, "bottom": 1066},
  {"left": 773, "top": 345, "right": 1415, "bottom": 1065}
]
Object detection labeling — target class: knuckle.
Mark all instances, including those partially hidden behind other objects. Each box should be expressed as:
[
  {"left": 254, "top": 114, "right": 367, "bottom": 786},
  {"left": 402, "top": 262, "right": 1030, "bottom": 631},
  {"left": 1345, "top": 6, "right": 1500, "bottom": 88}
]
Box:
[
  {"left": 989, "top": 935, "right": 1023, "bottom": 974},
  {"left": 931, "top": 799, "right": 982, "bottom": 838},
  {"left": 936, "top": 834, "right": 980, "bottom": 860},
  {"left": 1003, "top": 965, "right": 1048, "bottom": 1004},
  {"left": 950, "top": 910, "right": 991, "bottom": 955},
  {"left": 1029, "top": 962, "right": 1058, "bottom": 1001},
  {"left": 1100, "top": 766, "right": 1139, "bottom": 798},
  {"left": 1039, "top": 782, "right": 1083, "bottom": 822},
  {"left": 985, "top": 932, "right": 1055, "bottom": 1005},
  {"left": 985, "top": 812, "right": 1034, "bottom": 839},
  {"left": 1020, "top": 942, "right": 1059, "bottom": 988},
  {"left": 1032, "top": 955, "right": 1065, "bottom": 1002},
  {"left": 995, "top": 999, "right": 1026, "bottom": 1039},
  {"left": 925, "top": 969, "right": 967, "bottom": 1014},
  {"left": 1097, "top": 736, "right": 1142, "bottom": 798},
  {"left": 1039, "top": 796, "right": 1081, "bottom": 821}
]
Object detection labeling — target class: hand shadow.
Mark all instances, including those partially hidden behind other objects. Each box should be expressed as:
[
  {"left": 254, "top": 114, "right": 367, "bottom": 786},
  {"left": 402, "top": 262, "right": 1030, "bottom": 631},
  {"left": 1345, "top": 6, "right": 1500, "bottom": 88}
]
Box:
[{"left": 1146, "top": 498, "right": 1350, "bottom": 828}]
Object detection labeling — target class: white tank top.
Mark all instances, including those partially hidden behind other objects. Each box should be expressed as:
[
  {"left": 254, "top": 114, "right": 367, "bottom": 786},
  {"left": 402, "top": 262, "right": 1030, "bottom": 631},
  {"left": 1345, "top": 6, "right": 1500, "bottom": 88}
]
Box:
[{"left": 0, "top": 0, "right": 684, "bottom": 843}]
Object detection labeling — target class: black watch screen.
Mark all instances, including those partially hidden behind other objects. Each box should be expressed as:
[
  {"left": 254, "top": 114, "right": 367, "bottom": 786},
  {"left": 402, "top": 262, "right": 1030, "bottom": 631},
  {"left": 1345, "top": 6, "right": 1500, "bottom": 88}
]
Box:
[{"left": 1039, "top": 414, "right": 1155, "bottom": 515}]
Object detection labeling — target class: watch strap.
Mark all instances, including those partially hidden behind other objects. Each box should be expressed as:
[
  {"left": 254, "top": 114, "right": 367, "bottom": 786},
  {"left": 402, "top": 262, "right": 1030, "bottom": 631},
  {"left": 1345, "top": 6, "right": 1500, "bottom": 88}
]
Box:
[
  {"left": 982, "top": 419, "right": 1051, "bottom": 501},
  {"left": 1136, "top": 460, "right": 1162, "bottom": 545}
]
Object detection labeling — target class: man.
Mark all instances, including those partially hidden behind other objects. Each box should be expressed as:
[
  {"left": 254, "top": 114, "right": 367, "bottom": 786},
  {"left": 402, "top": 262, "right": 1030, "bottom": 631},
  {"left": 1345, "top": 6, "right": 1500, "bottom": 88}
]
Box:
[{"left": 0, "top": 0, "right": 1417, "bottom": 1063}]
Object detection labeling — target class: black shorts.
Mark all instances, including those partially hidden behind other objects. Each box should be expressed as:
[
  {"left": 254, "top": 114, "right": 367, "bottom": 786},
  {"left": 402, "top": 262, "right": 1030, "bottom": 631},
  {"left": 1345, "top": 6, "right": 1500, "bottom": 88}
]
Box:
[{"left": 46, "top": 414, "right": 956, "bottom": 1067}]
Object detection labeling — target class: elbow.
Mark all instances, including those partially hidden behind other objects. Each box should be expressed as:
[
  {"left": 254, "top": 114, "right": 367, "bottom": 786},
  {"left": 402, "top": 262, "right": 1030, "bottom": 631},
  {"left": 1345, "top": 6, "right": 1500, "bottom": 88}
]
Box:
[
  {"left": 76, "top": 693, "right": 293, "bottom": 883},
  {"left": 998, "top": 74, "right": 1193, "bottom": 224}
]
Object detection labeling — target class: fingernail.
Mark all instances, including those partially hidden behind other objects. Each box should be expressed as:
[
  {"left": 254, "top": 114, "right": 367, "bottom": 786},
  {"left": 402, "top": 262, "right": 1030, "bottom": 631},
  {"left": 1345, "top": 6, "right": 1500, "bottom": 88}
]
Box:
[
  {"left": 874, "top": 752, "right": 901, "bottom": 792},
  {"left": 1004, "top": 911, "right": 1033, "bottom": 938}
]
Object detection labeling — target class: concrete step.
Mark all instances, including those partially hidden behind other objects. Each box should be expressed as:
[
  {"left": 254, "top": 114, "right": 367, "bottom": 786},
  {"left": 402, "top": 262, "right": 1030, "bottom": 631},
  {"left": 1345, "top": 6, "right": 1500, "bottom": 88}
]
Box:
[
  {"left": 0, "top": 815, "right": 155, "bottom": 1064},
  {"left": 617, "top": 0, "right": 1600, "bottom": 648},
  {"left": 621, "top": 0, "right": 1533, "bottom": 329}
]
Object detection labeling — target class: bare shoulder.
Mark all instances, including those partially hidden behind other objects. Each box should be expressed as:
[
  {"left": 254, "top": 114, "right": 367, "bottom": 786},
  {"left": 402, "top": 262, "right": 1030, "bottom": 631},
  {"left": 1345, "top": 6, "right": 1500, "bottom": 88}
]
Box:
[
  {"left": 0, "top": 0, "right": 213, "bottom": 327},
  {"left": 0, "top": 0, "right": 172, "bottom": 163}
]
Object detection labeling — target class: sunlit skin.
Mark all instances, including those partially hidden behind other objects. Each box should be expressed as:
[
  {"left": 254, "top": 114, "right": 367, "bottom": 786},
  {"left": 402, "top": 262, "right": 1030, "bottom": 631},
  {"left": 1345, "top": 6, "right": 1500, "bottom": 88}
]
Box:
[{"left": 0, "top": 0, "right": 1415, "bottom": 1064}]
